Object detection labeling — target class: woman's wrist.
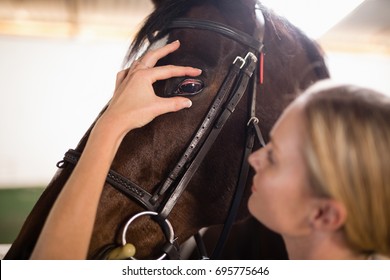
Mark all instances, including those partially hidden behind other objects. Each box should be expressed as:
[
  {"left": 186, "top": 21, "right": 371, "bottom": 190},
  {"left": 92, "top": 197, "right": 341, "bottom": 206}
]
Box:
[{"left": 89, "top": 114, "right": 132, "bottom": 155}]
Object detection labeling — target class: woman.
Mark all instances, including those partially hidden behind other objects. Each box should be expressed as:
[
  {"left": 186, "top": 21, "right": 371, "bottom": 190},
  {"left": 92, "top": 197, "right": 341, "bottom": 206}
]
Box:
[
  {"left": 248, "top": 81, "right": 390, "bottom": 259},
  {"left": 31, "top": 40, "right": 201, "bottom": 259}
]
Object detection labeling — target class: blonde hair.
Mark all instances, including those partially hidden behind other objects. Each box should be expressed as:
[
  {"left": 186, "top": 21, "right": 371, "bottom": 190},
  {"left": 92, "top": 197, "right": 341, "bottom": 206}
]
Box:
[{"left": 301, "top": 81, "right": 390, "bottom": 257}]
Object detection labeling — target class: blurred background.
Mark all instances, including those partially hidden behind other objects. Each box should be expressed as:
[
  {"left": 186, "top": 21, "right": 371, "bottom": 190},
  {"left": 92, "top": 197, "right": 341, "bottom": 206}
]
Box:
[{"left": 0, "top": 0, "right": 389, "bottom": 254}]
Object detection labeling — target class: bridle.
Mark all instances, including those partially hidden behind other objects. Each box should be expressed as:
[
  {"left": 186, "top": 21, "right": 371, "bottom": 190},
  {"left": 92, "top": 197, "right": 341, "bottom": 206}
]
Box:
[
  {"left": 57, "top": 10, "right": 267, "bottom": 260},
  {"left": 59, "top": 15, "right": 266, "bottom": 260}
]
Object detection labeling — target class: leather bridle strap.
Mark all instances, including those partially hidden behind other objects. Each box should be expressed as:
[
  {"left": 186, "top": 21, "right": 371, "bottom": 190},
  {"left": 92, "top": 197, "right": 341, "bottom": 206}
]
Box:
[
  {"left": 166, "top": 18, "right": 262, "bottom": 51},
  {"left": 198, "top": 9, "right": 267, "bottom": 259},
  {"left": 211, "top": 59, "right": 266, "bottom": 259},
  {"left": 150, "top": 55, "right": 245, "bottom": 204},
  {"left": 58, "top": 149, "right": 157, "bottom": 211},
  {"left": 158, "top": 52, "right": 258, "bottom": 219},
  {"left": 150, "top": 17, "right": 265, "bottom": 213}
]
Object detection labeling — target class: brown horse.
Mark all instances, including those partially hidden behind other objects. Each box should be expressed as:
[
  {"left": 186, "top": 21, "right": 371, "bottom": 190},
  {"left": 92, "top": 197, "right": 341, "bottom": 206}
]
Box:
[{"left": 5, "top": 0, "right": 329, "bottom": 260}]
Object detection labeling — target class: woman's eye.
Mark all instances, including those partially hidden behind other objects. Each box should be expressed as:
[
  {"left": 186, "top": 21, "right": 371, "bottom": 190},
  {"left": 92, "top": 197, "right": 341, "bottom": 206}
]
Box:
[{"left": 174, "top": 79, "right": 204, "bottom": 96}]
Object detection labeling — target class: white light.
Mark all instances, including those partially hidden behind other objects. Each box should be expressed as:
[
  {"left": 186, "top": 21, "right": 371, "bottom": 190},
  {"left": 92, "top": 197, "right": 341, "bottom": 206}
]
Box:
[{"left": 260, "top": 0, "right": 365, "bottom": 39}]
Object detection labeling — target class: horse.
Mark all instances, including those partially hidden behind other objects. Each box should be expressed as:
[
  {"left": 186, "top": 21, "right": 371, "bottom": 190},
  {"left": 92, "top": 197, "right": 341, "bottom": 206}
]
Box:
[{"left": 5, "top": 0, "right": 329, "bottom": 260}]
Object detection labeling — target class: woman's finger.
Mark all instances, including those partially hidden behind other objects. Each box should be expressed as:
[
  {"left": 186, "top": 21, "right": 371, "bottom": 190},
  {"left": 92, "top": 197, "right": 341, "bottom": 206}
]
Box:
[
  {"left": 159, "top": 96, "right": 193, "bottom": 113},
  {"left": 123, "top": 40, "right": 182, "bottom": 81},
  {"left": 115, "top": 68, "right": 130, "bottom": 90},
  {"left": 137, "top": 40, "right": 181, "bottom": 69},
  {"left": 146, "top": 65, "right": 202, "bottom": 83}
]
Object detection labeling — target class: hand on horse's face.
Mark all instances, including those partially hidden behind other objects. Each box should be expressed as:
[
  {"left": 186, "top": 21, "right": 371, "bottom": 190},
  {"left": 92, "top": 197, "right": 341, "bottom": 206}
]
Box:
[{"left": 99, "top": 40, "right": 202, "bottom": 139}]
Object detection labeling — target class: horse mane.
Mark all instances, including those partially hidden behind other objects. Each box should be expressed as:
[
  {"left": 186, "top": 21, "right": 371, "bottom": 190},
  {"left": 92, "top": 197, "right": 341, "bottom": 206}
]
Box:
[
  {"left": 258, "top": 6, "right": 329, "bottom": 81},
  {"left": 124, "top": 0, "right": 199, "bottom": 62}
]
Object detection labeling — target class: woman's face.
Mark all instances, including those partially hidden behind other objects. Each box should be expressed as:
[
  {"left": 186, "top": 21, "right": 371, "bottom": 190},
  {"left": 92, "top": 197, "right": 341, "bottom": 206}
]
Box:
[{"left": 248, "top": 101, "right": 317, "bottom": 237}]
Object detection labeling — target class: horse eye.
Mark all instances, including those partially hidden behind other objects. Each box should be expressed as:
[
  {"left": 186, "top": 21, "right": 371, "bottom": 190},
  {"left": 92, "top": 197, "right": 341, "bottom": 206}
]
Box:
[{"left": 175, "top": 79, "right": 204, "bottom": 96}]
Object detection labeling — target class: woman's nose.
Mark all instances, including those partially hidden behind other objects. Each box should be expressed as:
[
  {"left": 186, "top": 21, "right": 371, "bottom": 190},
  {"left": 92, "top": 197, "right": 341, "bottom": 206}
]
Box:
[{"left": 248, "top": 147, "right": 266, "bottom": 171}]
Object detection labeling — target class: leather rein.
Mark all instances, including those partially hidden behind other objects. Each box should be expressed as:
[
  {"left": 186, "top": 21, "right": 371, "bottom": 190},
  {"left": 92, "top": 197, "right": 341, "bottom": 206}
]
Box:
[{"left": 57, "top": 12, "right": 266, "bottom": 260}]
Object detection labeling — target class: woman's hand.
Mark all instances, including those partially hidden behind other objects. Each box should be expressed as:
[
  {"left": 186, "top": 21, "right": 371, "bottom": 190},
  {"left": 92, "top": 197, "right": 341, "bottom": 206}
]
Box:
[{"left": 98, "top": 40, "right": 202, "bottom": 140}]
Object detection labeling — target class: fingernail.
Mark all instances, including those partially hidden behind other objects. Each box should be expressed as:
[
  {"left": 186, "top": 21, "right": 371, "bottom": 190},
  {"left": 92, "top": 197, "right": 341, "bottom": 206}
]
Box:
[
  {"left": 173, "top": 40, "right": 180, "bottom": 44},
  {"left": 185, "top": 99, "right": 192, "bottom": 108}
]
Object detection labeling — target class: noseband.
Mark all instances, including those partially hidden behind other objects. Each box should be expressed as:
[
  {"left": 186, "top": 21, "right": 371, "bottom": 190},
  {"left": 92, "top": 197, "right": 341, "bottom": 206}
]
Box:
[{"left": 58, "top": 11, "right": 266, "bottom": 260}]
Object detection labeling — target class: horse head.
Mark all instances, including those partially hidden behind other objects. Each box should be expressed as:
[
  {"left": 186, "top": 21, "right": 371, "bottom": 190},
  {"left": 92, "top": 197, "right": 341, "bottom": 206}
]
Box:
[{"left": 5, "top": 0, "right": 329, "bottom": 260}]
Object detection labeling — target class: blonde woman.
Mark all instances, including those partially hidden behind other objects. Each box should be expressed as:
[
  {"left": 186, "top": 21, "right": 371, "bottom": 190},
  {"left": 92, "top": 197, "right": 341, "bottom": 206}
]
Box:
[{"left": 248, "top": 80, "right": 390, "bottom": 260}]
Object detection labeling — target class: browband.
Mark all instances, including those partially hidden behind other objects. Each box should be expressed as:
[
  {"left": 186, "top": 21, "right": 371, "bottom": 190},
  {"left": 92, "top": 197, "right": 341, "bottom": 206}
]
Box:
[{"left": 166, "top": 18, "right": 263, "bottom": 51}]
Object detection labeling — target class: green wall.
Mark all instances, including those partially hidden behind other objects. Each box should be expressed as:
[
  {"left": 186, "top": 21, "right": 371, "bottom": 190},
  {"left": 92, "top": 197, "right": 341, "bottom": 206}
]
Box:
[{"left": 0, "top": 188, "right": 44, "bottom": 243}]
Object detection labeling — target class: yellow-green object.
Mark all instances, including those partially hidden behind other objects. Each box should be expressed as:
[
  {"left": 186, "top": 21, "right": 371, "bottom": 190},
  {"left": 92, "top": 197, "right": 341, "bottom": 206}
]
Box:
[{"left": 106, "top": 243, "right": 136, "bottom": 260}]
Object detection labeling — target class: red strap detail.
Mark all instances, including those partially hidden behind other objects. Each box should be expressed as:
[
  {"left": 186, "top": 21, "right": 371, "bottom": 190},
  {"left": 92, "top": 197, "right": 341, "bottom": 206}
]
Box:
[{"left": 259, "top": 52, "right": 264, "bottom": 84}]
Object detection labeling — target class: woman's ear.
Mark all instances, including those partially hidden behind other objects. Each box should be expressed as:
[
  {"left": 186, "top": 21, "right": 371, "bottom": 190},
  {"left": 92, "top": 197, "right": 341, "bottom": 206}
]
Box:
[{"left": 310, "top": 199, "right": 347, "bottom": 232}]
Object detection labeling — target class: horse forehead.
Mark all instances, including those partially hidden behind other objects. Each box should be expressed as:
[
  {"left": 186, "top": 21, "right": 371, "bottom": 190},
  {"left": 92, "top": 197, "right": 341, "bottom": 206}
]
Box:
[
  {"left": 184, "top": 0, "right": 255, "bottom": 32},
  {"left": 186, "top": 3, "right": 224, "bottom": 20}
]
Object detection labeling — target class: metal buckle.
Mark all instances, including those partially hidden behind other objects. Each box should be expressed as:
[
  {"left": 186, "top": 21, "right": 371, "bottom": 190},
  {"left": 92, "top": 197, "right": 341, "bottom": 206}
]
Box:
[
  {"left": 244, "top": 52, "right": 258, "bottom": 63},
  {"left": 247, "top": 116, "right": 259, "bottom": 126},
  {"left": 233, "top": 52, "right": 258, "bottom": 69},
  {"left": 233, "top": 56, "right": 246, "bottom": 69},
  {"left": 122, "top": 211, "right": 175, "bottom": 260}
]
